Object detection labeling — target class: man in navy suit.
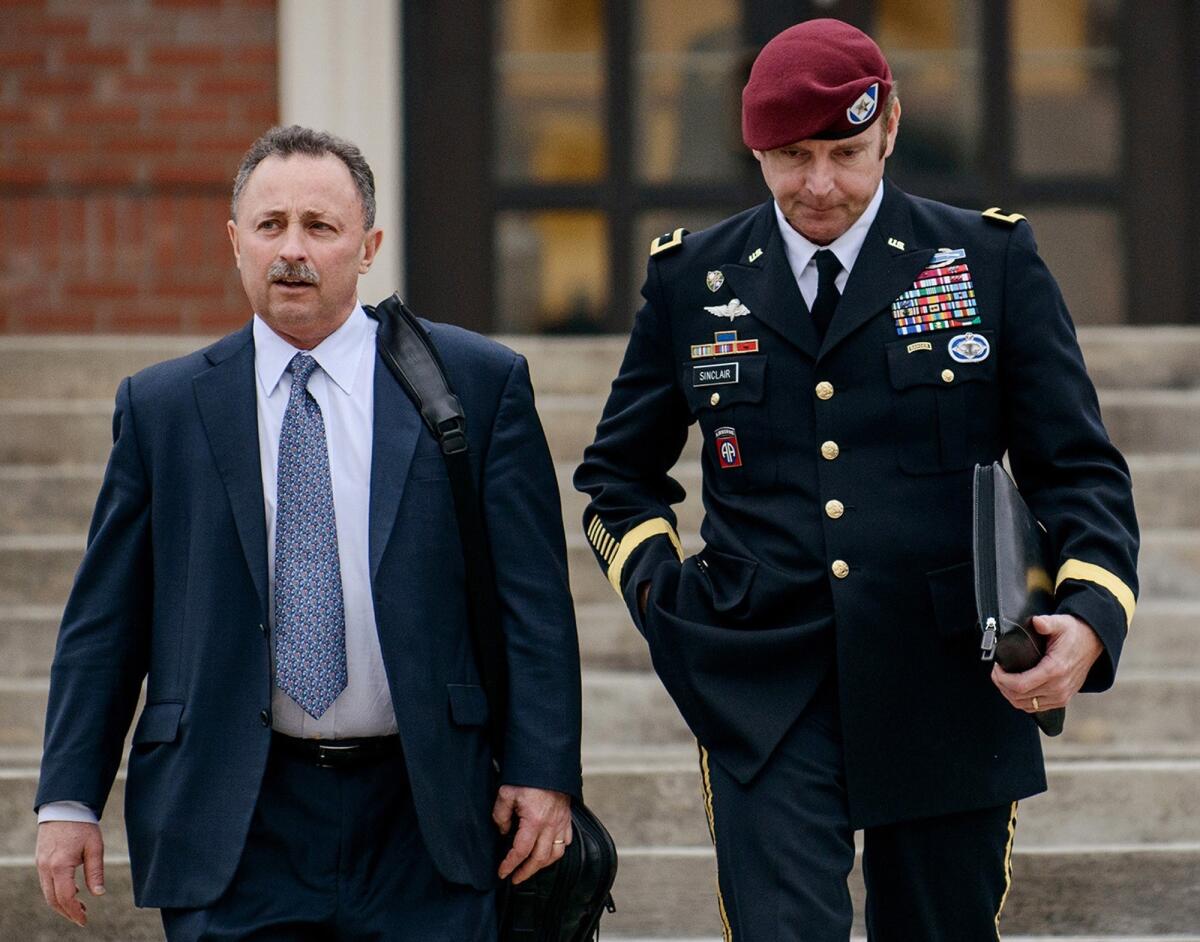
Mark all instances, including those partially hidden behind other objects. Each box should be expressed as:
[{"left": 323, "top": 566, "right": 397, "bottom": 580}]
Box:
[{"left": 35, "top": 125, "right": 582, "bottom": 940}]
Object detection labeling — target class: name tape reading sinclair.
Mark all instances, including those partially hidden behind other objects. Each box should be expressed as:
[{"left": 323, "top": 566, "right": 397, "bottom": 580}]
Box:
[{"left": 692, "top": 362, "right": 740, "bottom": 387}]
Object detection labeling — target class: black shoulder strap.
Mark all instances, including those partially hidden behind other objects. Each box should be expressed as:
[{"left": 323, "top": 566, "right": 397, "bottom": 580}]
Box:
[{"left": 367, "top": 294, "right": 509, "bottom": 762}]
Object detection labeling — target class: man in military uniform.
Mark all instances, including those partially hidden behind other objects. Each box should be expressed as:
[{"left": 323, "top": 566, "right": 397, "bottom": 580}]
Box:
[{"left": 574, "top": 19, "right": 1138, "bottom": 940}]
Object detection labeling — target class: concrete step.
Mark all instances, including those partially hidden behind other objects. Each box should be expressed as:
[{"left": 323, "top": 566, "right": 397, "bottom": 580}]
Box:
[
  {"left": 0, "top": 843, "right": 1197, "bottom": 938},
  {"left": 576, "top": 596, "right": 1200, "bottom": 673},
  {"left": 0, "top": 669, "right": 1196, "bottom": 757},
  {"left": 8, "top": 593, "right": 1192, "bottom": 683},
  {"left": 6, "top": 757, "right": 1196, "bottom": 858},
  {"left": 578, "top": 669, "right": 1200, "bottom": 754},
  {"left": 2, "top": 328, "right": 1200, "bottom": 403},
  {"left": 8, "top": 527, "right": 1191, "bottom": 611},
  {"left": 561, "top": 528, "right": 1198, "bottom": 606},
  {"left": 1, "top": 389, "right": 1198, "bottom": 471},
  {"left": 0, "top": 444, "right": 1193, "bottom": 540}
]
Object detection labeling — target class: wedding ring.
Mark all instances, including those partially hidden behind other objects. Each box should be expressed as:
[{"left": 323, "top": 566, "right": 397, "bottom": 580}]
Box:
[
  {"left": 1032, "top": 696, "right": 1040, "bottom": 711},
  {"left": 553, "top": 839, "right": 565, "bottom": 845}
]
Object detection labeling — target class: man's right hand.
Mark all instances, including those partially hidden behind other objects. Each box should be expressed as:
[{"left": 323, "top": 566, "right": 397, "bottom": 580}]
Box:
[
  {"left": 36, "top": 820, "right": 105, "bottom": 926},
  {"left": 638, "top": 581, "right": 651, "bottom": 617}
]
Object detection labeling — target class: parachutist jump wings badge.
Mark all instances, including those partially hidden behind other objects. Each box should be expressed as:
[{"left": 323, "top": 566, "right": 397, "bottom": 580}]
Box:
[{"left": 704, "top": 298, "right": 750, "bottom": 321}]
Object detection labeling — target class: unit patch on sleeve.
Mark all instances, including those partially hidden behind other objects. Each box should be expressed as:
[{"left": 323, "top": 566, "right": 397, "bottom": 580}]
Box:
[
  {"left": 891, "top": 254, "right": 982, "bottom": 336},
  {"left": 691, "top": 330, "right": 760, "bottom": 359},
  {"left": 713, "top": 426, "right": 743, "bottom": 468}
]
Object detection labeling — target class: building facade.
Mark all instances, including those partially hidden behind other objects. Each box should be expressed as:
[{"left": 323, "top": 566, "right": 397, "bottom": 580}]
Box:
[{"left": 2, "top": 0, "right": 1197, "bottom": 334}]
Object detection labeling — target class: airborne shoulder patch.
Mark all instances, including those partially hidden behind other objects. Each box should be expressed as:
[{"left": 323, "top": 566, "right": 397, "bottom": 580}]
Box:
[
  {"left": 650, "top": 227, "right": 688, "bottom": 257},
  {"left": 981, "top": 207, "right": 1027, "bottom": 227}
]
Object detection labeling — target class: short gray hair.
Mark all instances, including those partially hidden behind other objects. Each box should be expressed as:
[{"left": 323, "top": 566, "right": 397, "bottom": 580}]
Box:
[{"left": 231, "top": 125, "right": 376, "bottom": 229}]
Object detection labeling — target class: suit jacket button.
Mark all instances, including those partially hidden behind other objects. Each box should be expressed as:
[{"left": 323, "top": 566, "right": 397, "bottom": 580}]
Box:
[
  {"left": 821, "top": 440, "right": 840, "bottom": 460},
  {"left": 815, "top": 381, "right": 835, "bottom": 400},
  {"left": 941, "top": 369, "right": 955, "bottom": 383},
  {"left": 710, "top": 392, "right": 721, "bottom": 406},
  {"left": 831, "top": 559, "right": 850, "bottom": 579},
  {"left": 825, "top": 500, "right": 845, "bottom": 519},
  {"left": 259, "top": 709, "right": 271, "bottom": 727}
]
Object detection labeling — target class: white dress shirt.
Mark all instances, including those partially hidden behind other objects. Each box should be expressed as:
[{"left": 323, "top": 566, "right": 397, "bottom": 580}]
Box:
[
  {"left": 39, "top": 303, "right": 394, "bottom": 825},
  {"left": 774, "top": 180, "right": 885, "bottom": 309},
  {"left": 255, "top": 304, "right": 397, "bottom": 740}
]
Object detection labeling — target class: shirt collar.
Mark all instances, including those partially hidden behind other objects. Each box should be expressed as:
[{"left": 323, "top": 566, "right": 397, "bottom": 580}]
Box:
[
  {"left": 773, "top": 179, "right": 885, "bottom": 279},
  {"left": 253, "top": 303, "right": 372, "bottom": 397}
]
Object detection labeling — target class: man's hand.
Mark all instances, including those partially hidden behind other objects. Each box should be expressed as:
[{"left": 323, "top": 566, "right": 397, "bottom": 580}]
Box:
[
  {"left": 492, "top": 785, "right": 572, "bottom": 885},
  {"left": 991, "top": 613, "right": 1104, "bottom": 713},
  {"left": 638, "top": 581, "right": 651, "bottom": 617},
  {"left": 36, "top": 820, "right": 105, "bottom": 927}
]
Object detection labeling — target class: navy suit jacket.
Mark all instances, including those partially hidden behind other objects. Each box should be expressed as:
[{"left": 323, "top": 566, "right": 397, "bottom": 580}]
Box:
[{"left": 36, "top": 318, "right": 582, "bottom": 907}]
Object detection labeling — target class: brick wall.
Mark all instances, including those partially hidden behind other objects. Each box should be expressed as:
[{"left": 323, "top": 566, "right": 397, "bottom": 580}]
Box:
[{"left": 0, "top": 0, "right": 278, "bottom": 333}]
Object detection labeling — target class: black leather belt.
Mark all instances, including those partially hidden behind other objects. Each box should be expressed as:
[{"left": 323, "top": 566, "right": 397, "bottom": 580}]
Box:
[{"left": 271, "top": 732, "right": 402, "bottom": 769}]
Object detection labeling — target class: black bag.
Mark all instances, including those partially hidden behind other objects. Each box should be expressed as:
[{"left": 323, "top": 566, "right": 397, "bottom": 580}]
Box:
[
  {"left": 972, "top": 461, "right": 1066, "bottom": 736},
  {"left": 368, "top": 294, "right": 618, "bottom": 940}
]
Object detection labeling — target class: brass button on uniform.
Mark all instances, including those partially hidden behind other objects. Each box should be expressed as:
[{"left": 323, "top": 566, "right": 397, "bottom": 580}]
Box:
[
  {"left": 815, "top": 381, "right": 834, "bottom": 400},
  {"left": 825, "top": 499, "right": 844, "bottom": 519},
  {"left": 831, "top": 559, "right": 850, "bottom": 579},
  {"left": 710, "top": 392, "right": 721, "bottom": 406},
  {"left": 941, "top": 369, "right": 955, "bottom": 383},
  {"left": 820, "top": 440, "right": 840, "bottom": 460}
]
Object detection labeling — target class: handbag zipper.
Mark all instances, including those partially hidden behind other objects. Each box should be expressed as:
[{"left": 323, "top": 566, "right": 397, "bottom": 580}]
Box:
[{"left": 976, "top": 465, "right": 1000, "bottom": 662}]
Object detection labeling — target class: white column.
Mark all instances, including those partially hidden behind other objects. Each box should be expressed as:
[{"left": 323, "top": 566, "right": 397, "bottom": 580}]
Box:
[{"left": 277, "top": 0, "right": 404, "bottom": 302}]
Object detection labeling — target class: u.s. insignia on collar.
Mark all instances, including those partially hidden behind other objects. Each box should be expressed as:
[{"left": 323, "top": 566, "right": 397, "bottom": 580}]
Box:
[
  {"left": 887, "top": 237, "right": 906, "bottom": 250},
  {"left": 747, "top": 247, "right": 763, "bottom": 263},
  {"left": 847, "top": 82, "right": 879, "bottom": 125},
  {"left": 704, "top": 298, "right": 750, "bottom": 321},
  {"left": 948, "top": 332, "right": 990, "bottom": 363},
  {"left": 706, "top": 270, "right": 725, "bottom": 293}
]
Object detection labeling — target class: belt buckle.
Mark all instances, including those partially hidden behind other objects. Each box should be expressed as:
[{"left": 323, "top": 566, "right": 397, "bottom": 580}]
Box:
[{"left": 314, "top": 742, "right": 357, "bottom": 769}]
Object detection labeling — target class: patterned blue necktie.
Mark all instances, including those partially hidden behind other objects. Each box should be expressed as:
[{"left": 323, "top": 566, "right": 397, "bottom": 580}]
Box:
[{"left": 273, "top": 353, "right": 348, "bottom": 718}]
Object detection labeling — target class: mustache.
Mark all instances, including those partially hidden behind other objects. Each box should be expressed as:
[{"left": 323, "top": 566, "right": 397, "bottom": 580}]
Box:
[{"left": 267, "top": 261, "right": 321, "bottom": 285}]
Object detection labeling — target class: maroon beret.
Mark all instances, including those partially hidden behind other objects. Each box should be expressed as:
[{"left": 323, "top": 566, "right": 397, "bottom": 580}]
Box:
[{"left": 742, "top": 18, "right": 893, "bottom": 151}]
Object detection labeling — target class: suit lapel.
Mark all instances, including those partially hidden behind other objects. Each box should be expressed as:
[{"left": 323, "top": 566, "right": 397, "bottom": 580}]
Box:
[
  {"left": 822, "top": 182, "right": 937, "bottom": 355},
  {"left": 192, "top": 324, "right": 269, "bottom": 620},
  {"left": 720, "top": 202, "right": 823, "bottom": 360},
  {"left": 368, "top": 346, "right": 423, "bottom": 581}
]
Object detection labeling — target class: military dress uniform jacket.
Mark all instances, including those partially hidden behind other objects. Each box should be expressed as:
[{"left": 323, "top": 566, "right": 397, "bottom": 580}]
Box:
[{"left": 574, "top": 180, "right": 1139, "bottom": 828}]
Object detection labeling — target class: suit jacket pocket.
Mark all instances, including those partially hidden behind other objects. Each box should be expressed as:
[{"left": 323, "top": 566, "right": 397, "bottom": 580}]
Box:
[
  {"left": 131, "top": 701, "right": 184, "bottom": 746},
  {"left": 680, "top": 356, "right": 775, "bottom": 491},
  {"left": 696, "top": 547, "right": 758, "bottom": 615},
  {"left": 927, "top": 560, "right": 978, "bottom": 639},
  {"left": 886, "top": 335, "right": 996, "bottom": 474},
  {"left": 447, "top": 683, "right": 489, "bottom": 727}
]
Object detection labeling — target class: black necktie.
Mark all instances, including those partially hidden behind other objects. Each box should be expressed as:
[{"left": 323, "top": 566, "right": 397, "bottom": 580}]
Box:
[{"left": 810, "top": 249, "right": 842, "bottom": 340}]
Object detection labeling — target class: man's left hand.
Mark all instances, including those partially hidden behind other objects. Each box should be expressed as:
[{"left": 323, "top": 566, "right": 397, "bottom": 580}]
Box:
[
  {"left": 991, "top": 613, "right": 1104, "bottom": 712},
  {"left": 493, "top": 785, "right": 572, "bottom": 884}
]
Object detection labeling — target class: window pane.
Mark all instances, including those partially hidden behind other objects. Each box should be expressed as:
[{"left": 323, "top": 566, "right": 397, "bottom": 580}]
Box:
[
  {"left": 1013, "top": 0, "right": 1119, "bottom": 178},
  {"left": 495, "top": 0, "right": 606, "bottom": 183},
  {"left": 495, "top": 211, "right": 609, "bottom": 332},
  {"left": 1024, "top": 207, "right": 1123, "bottom": 324},
  {"left": 634, "top": 1, "right": 745, "bottom": 184},
  {"left": 875, "top": 0, "right": 983, "bottom": 180}
]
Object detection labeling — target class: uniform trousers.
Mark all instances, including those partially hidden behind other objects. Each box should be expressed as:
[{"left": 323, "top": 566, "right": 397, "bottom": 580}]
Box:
[
  {"left": 699, "top": 677, "right": 1018, "bottom": 941},
  {"left": 161, "top": 740, "right": 496, "bottom": 942}
]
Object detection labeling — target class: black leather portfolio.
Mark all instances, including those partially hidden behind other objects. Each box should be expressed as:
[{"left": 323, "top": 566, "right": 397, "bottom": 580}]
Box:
[{"left": 972, "top": 461, "right": 1066, "bottom": 736}]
